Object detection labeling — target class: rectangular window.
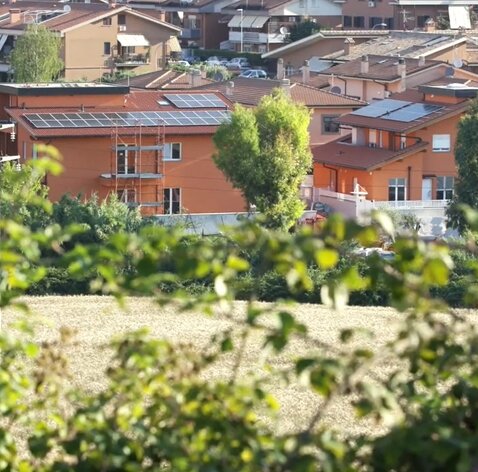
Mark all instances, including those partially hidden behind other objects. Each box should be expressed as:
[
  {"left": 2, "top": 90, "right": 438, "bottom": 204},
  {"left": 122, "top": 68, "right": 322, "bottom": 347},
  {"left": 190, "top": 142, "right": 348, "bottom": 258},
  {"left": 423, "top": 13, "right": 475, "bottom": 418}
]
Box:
[
  {"left": 353, "top": 16, "right": 365, "bottom": 28},
  {"left": 369, "top": 17, "right": 382, "bottom": 28},
  {"left": 117, "top": 148, "right": 135, "bottom": 174},
  {"left": 369, "top": 129, "right": 377, "bottom": 147},
  {"left": 400, "top": 135, "right": 407, "bottom": 149},
  {"left": 117, "top": 189, "right": 136, "bottom": 204},
  {"left": 163, "top": 188, "right": 181, "bottom": 214},
  {"left": 322, "top": 115, "right": 340, "bottom": 134},
  {"left": 432, "top": 134, "right": 450, "bottom": 152},
  {"left": 385, "top": 17, "right": 394, "bottom": 29},
  {"left": 103, "top": 42, "right": 111, "bottom": 55},
  {"left": 118, "top": 14, "right": 126, "bottom": 25},
  {"left": 343, "top": 15, "right": 352, "bottom": 27},
  {"left": 437, "top": 176, "right": 454, "bottom": 200},
  {"left": 164, "top": 143, "right": 181, "bottom": 160},
  {"left": 388, "top": 178, "right": 406, "bottom": 201},
  {"left": 102, "top": 17, "right": 112, "bottom": 26},
  {"left": 417, "top": 15, "right": 430, "bottom": 27}
]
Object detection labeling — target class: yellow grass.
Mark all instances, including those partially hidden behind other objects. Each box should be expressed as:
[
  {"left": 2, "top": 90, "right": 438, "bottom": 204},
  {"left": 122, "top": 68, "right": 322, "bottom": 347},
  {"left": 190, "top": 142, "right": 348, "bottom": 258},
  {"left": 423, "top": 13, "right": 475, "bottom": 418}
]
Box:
[{"left": 0, "top": 296, "right": 438, "bottom": 436}]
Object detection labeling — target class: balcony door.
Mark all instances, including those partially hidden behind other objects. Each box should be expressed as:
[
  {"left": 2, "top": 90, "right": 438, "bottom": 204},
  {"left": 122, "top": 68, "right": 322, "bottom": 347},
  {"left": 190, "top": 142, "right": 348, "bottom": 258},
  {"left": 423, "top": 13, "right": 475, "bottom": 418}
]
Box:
[{"left": 422, "top": 178, "right": 432, "bottom": 201}]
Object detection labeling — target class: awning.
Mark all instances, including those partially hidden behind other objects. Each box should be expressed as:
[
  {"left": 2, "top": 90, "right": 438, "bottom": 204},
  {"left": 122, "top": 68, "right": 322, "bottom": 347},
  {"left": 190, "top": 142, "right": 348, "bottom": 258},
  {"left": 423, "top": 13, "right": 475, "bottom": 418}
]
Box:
[
  {"left": 0, "top": 35, "right": 8, "bottom": 52},
  {"left": 449, "top": 5, "right": 471, "bottom": 29},
  {"left": 228, "top": 15, "right": 268, "bottom": 29},
  {"left": 117, "top": 34, "right": 150, "bottom": 47},
  {"left": 168, "top": 36, "right": 181, "bottom": 52}
]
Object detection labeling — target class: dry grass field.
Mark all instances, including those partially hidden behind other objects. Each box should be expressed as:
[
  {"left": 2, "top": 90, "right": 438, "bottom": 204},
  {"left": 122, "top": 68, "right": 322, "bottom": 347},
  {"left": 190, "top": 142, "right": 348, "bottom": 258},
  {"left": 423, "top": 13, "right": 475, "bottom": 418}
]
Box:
[{"left": 0, "top": 296, "right": 451, "bottom": 436}]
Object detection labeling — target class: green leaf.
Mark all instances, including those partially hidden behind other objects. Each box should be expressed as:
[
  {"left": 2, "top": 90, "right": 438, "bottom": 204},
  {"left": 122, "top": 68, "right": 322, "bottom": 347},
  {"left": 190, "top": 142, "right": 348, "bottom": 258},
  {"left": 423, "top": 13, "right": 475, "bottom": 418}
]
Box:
[{"left": 315, "top": 248, "right": 339, "bottom": 270}]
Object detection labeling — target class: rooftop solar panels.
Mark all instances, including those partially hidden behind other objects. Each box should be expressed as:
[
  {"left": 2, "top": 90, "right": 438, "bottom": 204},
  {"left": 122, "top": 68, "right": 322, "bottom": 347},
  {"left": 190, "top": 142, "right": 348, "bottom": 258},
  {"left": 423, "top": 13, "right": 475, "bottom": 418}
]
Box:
[
  {"left": 24, "top": 110, "right": 230, "bottom": 129},
  {"left": 164, "top": 94, "right": 227, "bottom": 109},
  {"left": 350, "top": 99, "right": 412, "bottom": 118},
  {"left": 382, "top": 103, "right": 443, "bottom": 122},
  {"left": 350, "top": 98, "right": 443, "bottom": 123}
]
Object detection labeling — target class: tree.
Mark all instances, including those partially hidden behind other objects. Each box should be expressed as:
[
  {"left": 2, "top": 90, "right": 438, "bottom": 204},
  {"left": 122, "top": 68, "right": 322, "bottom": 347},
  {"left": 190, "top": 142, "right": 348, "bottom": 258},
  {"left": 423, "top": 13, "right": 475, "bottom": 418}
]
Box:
[
  {"left": 289, "top": 20, "right": 321, "bottom": 43},
  {"left": 10, "top": 24, "right": 64, "bottom": 83},
  {"left": 447, "top": 99, "right": 478, "bottom": 232},
  {"left": 213, "top": 89, "right": 312, "bottom": 230}
]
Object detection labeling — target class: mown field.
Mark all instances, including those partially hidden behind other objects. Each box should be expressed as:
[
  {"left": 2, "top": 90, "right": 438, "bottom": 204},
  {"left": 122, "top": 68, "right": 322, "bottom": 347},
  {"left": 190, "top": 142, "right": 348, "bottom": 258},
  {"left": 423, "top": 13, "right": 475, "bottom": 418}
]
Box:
[{"left": 1, "top": 296, "right": 449, "bottom": 436}]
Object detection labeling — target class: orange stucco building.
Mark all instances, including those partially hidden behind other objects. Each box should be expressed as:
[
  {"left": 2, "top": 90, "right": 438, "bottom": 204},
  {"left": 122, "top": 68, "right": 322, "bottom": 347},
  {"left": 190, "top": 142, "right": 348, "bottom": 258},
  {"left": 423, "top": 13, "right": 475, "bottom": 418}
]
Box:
[
  {"left": 1, "top": 84, "right": 245, "bottom": 215},
  {"left": 312, "top": 83, "right": 477, "bottom": 203}
]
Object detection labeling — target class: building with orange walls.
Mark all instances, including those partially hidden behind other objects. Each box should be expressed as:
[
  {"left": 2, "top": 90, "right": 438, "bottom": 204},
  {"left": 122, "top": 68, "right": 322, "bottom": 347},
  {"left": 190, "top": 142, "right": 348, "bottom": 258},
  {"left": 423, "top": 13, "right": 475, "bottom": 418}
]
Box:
[
  {"left": 1, "top": 84, "right": 245, "bottom": 215},
  {"left": 312, "top": 83, "right": 477, "bottom": 203}
]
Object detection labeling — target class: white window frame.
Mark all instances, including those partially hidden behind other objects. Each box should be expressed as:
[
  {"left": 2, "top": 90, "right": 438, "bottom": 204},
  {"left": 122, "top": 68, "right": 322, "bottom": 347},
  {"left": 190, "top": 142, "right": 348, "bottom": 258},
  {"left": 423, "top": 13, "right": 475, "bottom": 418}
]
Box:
[
  {"left": 117, "top": 188, "right": 136, "bottom": 204},
  {"left": 400, "top": 135, "right": 407, "bottom": 150},
  {"left": 436, "top": 176, "right": 454, "bottom": 200},
  {"left": 163, "top": 143, "right": 181, "bottom": 161},
  {"left": 432, "top": 134, "right": 450, "bottom": 152},
  {"left": 163, "top": 188, "right": 181, "bottom": 215},
  {"left": 369, "top": 129, "right": 377, "bottom": 148},
  {"left": 117, "top": 147, "right": 136, "bottom": 175},
  {"left": 388, "top": 178, "right": 407, "bottom": 201}
]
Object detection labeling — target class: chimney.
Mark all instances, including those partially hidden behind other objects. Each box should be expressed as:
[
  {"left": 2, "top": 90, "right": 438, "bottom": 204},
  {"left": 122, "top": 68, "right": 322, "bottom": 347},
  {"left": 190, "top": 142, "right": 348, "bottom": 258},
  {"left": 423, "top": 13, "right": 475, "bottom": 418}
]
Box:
[
  {"left": 360, "top": 55, "right": 369, "bottom": 74},
  {"left": 190, "top": 69, "right": 202, "bottom": 87},
  {"left": 280, "top": 78, "right": 291, "bottom": 95},
  {"left": 424, "top": 18, "right": 435, "bottom": 32},
  {"left": 226, "top": 81, "right": 234, "bottom": 97},
  {"left": 344, "top": 37, "right": 355, "bottom": 56},
  {"left": 418, "top": 55, "right": 425, "bottom": 66},
  {"left": 397, "top": 57, "right": 407, "bottom": 92},
  {"left": 9, "top": 8, "right": 20, "bottom": 23},
  {"left": 158, "top": 10, "right": 166, "bottom": 22},
  {"left": 302, "top": 60, "right": 310, "bottom": 84},
  {"left": 277, "top": 58, "right": 285, "bottom": 80}
]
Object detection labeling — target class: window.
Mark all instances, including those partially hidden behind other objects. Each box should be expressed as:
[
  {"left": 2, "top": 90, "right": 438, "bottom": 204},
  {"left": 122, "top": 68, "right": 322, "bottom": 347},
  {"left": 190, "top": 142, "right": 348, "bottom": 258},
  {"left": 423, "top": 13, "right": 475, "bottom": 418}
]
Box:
[
  {"left": 164, "top": 143, "right": 181, "bottom": 160},
  {"left": 400, "top": 135, "right": 407, "bottom": 149},
  {"left": 103, "top": 42, "right": 111, "bottom": 55},
  {"left": 118, "top": 14, "right": 126, "bottom": 25},
  {"left": 353, "top": 16, "right": 365, "bottom": 28},
  {"left": 299, "top": 0, "right": 305, "bottom": 8},
  {"left": 388, "top": 178, "right": 406, "bottom": 201},
  {"left": 102, "top": 17, "right": 112, "bottom": 26},
  {"left": 385, "top": 17, "right": 394, "bottom": 29},
  {"left": 322, "top": 115, "right": 340, "bottom": 134},
  {"left": 437, "top": 176, "right": 454, "bottom": 200},
  {"left": 117, "top": 148, "right": 135, "bottom": 174},
  {"left": 369, "top": 129, "right": 377, "bottom": 147},
  {"left": 123, "top": 46, "right": 135, "bottom": 55},
  {"left": 117, "top": 189, "right": 136, "bottom": 204},
  {"left": 163, "top": 188, "right": 181, "bottom": 214},
  {"left": 369, "top": 17, "right": 382, "bottom": 28},
  {"left": 432, "top": 134, "right": 450, "bottom": 152},
  {"left": 417, "top": 15, "right": 430, "bottom": 27},
  {"left": 343, "top": 15, "right": 352, "bottom": 27}
]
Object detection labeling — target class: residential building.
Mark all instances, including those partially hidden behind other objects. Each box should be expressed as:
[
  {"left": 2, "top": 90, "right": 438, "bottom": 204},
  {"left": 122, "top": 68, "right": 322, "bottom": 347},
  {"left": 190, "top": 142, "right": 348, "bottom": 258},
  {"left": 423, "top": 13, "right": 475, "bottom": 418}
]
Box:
[
  {"left": 195, "top": 74, "right": 366, "bottom": 144},
  {"left": 116, "top": 68, "right": 215, "bottom": 89},
  {"left": 0, "top": 1, "right": 181, "bottom": 81},
  {"left": 312, "top": 83, "right": 477, "bottom": 205},
  {"left": 1, "top": 83, "right": 245, "bottom": 215}
]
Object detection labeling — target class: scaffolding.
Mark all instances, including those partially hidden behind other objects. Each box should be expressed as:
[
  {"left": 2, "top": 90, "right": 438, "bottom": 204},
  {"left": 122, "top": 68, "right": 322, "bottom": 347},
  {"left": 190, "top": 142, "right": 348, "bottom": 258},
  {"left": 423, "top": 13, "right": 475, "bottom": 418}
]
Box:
[{"left": 108, "top": 119, "right": 166, "bottom": 215}]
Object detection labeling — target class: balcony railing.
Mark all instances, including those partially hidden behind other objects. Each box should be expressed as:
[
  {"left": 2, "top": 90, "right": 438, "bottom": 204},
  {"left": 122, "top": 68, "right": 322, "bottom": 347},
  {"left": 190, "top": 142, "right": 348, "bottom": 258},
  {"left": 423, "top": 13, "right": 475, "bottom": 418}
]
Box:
[
  {"left": 371, "top": 200, "right": 449, "bottom": 210},
  {"left": 114, "top": 54, "right": 150, "bottom": 67},
  {"left": 229, "top": 31, "right": 287, "bottom": 44},
  {"left": 180, "top": 28, "right": 201, "bottom": 39}
]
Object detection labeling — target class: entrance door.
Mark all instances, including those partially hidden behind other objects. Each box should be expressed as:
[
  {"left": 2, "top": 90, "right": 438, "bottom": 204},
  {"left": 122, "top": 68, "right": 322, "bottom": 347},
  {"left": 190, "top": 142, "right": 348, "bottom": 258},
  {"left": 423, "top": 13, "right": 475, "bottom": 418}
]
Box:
[{"left": 422, "top": 178, "right": 432, "bottom": 201}]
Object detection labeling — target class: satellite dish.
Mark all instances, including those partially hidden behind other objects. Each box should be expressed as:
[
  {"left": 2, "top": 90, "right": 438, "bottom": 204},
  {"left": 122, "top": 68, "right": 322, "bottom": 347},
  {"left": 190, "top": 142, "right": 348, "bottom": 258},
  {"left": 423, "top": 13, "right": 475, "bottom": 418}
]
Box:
[
  {"left": 63, "top": 4, "right": 71, "bottom": 11},
  {"left": 330, "top": 85, "right": 342, "bottom": 94},
  {"left": 445, "top": 66, "right": 455, "bottom": 77},
  {"left": 279, "top": 26, "right": 289, "bottom": 35},
  {"left": 453, "top": 58, "right": 464, "bottom": 68},
  {"left": 213, "top": 72, "right": 224, "bottom": 81}
]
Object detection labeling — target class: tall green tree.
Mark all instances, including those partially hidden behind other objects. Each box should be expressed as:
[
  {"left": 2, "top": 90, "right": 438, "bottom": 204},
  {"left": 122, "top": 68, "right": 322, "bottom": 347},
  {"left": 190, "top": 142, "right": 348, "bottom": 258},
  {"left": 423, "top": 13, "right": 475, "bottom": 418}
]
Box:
[
  {"left": 213, "top": 89, "right": 312, "bottom": 230},
  {"left": 447, "top": 99, "right": 478, "bottom": 232},
  {"left": 289, "top": 20, "right": 320, "bottom": 43},
  {"left": 10, "top": 24, "right": 63, "bottom": 82}
]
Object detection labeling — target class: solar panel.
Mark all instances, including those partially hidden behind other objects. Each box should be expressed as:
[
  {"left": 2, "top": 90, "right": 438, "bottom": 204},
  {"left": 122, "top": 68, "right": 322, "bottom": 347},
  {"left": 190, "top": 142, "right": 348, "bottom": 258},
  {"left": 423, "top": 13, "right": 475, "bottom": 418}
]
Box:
[
  {"left": 382, "top": 103, "right": 443, "bottom": 122},
  {"left": 163, "top": 94, "right": 227, "bottom": 109},
  {"left": 24, "top": 110, "right": 230, "bottom": 129},
  {"left": 350, "top": 99, "right": 412, "bottom": 118}
]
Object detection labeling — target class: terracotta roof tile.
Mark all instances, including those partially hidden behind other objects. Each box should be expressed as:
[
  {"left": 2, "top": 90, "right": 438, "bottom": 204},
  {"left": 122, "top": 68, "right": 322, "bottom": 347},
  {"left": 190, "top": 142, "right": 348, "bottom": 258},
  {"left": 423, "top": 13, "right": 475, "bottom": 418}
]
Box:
[
  {"left": 312, "top": 135, "right": 429, "bottom": 171},
  {"left": 117, "top": 70, "right": 215, "bottom": 89}
]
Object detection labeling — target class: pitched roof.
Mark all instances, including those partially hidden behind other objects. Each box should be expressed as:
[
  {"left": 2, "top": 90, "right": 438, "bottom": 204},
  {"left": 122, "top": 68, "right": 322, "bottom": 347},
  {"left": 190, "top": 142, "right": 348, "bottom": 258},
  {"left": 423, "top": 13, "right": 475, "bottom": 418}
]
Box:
[
  {"left": 322, "top": 31, "right": 467, "bottom": 61},
  {"left": 194, "top": 77, "right": 367, "bottom": 107},
  {"left": 312, "top": 135, "right": 429, "bottom": 171},
  {"left": 116, "top": 69, "right": 215, "bottom": 89},
  {"left": 318, "top": 55, "right": 441, "bottom": 82}
]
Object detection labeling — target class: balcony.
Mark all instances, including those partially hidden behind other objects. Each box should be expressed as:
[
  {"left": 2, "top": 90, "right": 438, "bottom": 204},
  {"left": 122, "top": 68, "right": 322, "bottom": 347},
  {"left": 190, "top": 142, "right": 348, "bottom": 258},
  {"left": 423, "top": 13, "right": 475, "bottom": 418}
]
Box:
[
  {"left": 229, "top": 31, "right": 287, "bottom": 44},
  {"left": 180, "top": 28, "right": 201, "bottom": 40},
  {"left": 114, "top": 54, "right": 150, "bottom": 68}
]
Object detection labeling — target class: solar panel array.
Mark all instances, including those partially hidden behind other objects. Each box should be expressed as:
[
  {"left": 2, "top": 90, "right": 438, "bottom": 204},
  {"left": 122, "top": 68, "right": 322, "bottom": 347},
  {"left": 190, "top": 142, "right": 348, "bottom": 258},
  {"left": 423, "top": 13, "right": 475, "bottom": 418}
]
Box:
[
  {"left": 164, "top": 94, "right": 226, "bottom": 109},
  {"left": 24, "top": 110, "right": 230, "bottom": 129},
  {"left": 350, "top": 98, "right": 443, "bottom": 122}
]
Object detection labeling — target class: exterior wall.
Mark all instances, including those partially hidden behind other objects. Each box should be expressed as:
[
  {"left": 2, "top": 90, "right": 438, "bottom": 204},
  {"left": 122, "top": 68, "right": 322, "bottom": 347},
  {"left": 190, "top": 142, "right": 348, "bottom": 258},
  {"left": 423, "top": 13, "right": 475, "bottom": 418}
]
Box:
[
  {"left": 202, "top": 13, "right": 229, "bottom": 49},
  {"left": 273, "top": 0, "right": 342, "bottom": 17},
  {"left": 7, "top": 93, "right": 125, "bottom": 109},
  {"left": 309, "top": 106, "right": 357, "bottom": 145},
  {"left": 63, "top": 11, "right": 176, "bottom": 81},
  {"left": 342, "top": 0, "right": 394, "bottom": 29}
]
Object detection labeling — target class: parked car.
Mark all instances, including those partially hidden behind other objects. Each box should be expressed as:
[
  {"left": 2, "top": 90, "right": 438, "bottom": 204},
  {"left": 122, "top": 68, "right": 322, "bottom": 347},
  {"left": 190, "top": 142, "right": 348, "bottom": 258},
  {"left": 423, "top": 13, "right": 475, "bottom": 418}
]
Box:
[
  {"left": 238, "top": 69, "right": 268, "bottom": 79},
  {"left": 205, "top": 56, "right": 228, "bottom": 66},
  {"left": 226, "top": 57, "right": 250, "bottom": 70},
  {"left": 171, "top": 60, "right": 191, "bottom": 67},
  {"left": 297, "top": 210, "right": 327, "bottom": 226},
  {"left": 312, "top": 201, "right": 334, "bottom": 218}
]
